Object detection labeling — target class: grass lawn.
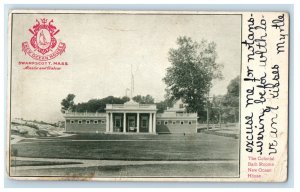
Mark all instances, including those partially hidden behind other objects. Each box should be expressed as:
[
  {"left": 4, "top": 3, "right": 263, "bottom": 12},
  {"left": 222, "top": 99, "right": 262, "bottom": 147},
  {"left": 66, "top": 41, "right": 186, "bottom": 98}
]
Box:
[
  {"left": 13, "top": 162, "right": 239, "bottom": 177},
  {"left": 10, "top": 160, "right": 82, "bottom": 167},
  {"left": 12, "top": 133, "right": 239, "bottom": 161},
  {"left": 10, "top": 133, "right": 240, "bottom": 177}
]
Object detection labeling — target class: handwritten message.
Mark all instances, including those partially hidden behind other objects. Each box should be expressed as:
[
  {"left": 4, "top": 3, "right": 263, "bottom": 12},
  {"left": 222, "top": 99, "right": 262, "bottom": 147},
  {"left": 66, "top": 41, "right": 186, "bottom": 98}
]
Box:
[{"left": 241, "top": 13, "right": 288, "bottom": 180}]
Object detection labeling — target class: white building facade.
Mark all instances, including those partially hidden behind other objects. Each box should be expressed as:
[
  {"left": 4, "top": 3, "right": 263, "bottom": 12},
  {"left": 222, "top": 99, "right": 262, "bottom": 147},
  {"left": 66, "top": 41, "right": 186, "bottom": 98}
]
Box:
[{"left": 64, "top": 100, "right": 198, "bottom": 134}]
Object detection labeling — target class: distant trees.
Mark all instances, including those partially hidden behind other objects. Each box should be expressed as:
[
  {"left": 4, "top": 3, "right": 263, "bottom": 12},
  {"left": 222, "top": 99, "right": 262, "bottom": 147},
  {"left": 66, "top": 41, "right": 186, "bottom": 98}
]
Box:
[
  {"left": 75, "top": 99, "right": 104, "bottom": 113},
  {"left": 61, "top": 94, "right": 173, "bottom": 113},
  {"left": 163, "top": 36, "right": 223, "bottom": 115},
  {"left": 60, "top": 93, "right": 181, "bottom": 113},
  {"left": 74, "top": 96, "right": 130, "bottom": 113},
  {"left": 132, "top": 95, "right": 154, "bottom": 104},
  {"left": 205, "top": 76, "right": 240, "bottom": 123},
  {"left": 156, "top": 99, "right": 174, "bottom": 113},
  {"left": 60, "top": 94, "right": 130, "bottom": 113},
  {"left": 207, "top": 95, "right": 223, "bottom": 123}
]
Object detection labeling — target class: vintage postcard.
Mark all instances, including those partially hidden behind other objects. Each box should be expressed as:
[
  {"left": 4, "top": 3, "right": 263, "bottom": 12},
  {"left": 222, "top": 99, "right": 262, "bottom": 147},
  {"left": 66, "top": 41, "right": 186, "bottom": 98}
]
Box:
[{"left": 7, "top": 10, "right": 289, "bottom": 182}]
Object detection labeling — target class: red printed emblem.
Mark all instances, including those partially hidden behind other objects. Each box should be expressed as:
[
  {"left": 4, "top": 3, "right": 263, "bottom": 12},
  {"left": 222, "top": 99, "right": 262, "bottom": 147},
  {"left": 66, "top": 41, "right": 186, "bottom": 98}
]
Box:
[{"left": 22, "top": 18, "right": 66, "bottom": 61}]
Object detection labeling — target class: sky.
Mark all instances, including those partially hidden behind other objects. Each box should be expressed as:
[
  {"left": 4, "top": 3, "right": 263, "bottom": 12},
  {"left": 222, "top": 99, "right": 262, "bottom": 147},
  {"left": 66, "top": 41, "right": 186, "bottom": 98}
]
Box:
[{"left": 11, "top": 13, "right": 241, "bottom": 122}]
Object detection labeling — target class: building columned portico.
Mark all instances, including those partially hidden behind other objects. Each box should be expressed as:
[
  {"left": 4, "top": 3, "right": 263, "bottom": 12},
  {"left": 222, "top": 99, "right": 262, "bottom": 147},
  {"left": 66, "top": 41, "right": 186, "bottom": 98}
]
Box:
[
  {"left": 64, "top": 99, "right": 197, "bottom": 134},
  {"left": 105, "top": 100, "right": 157, "bottom": 134}
]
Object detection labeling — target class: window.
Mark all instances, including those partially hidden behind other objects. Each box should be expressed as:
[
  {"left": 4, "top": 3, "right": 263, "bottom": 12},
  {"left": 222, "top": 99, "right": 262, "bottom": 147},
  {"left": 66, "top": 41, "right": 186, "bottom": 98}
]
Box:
[
  {"left": 94, "top": 120, "right": 98, "bottom": 124},
  {"left": 157, "top": 121, "right": 161, "bottom": 125},
  {"left": 189, "top": 121, "right": 192, "bottom": 125},
  {"left": 70, "top": 120, "right": 74, "bottom": 124},
  {"left": 179, "top": 104, "right": 184, "bottom": 108},
  {"left": 172, "top": 121, "right": 176, "bottom": 125},
  {"left": 78, "top": 120, "right": 82, "bottom": 124},
  {"left": 164, "top": 121, "right": 168, "bottom": 125},
  {"left": 86, "top": 120, "right": 90, "bottom": 124},
  {"left": 180, "top": 121, "right": 184, "bottom": 125},
  {"left": 101, "top": 120, "right": 105, "bottom": 124}
]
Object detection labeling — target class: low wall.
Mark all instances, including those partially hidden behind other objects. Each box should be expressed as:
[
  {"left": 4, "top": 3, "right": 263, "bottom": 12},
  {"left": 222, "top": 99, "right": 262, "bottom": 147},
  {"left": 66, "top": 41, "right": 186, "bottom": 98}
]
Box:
[
  {"left": 65, "top": 119, "right": 106, "bottom": 133},
  {"left": 156, "top": 120, "right": 196, "bottom": 134}
]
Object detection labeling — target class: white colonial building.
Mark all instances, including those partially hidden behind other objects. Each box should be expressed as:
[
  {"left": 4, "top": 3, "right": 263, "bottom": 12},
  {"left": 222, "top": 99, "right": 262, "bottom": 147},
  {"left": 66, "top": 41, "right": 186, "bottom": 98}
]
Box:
[{"left": 64, "top": 100, "right": 198, "bottom": 134}]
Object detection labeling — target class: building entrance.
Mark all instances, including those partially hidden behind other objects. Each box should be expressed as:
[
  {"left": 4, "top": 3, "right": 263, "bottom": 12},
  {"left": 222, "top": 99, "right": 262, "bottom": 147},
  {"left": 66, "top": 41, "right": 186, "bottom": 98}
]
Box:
[{"left": 127, "top": 115, "right": 136, "bottom": 132}]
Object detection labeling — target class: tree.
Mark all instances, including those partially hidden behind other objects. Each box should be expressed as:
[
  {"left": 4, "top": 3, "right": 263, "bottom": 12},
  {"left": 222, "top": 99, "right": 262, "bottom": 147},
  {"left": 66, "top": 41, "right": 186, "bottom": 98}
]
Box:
[
  {"left": 221, "top": 76, "right": 240, "bottom": 122},
  {"left": 61, "top": 94, "right": 76, "bottom": 113},
  {"left": 209, "top": 95, "right": 223, "bottom": 123},
  {"left": 163, "top": 36, "right": 223, "bottom": 114},
  {"left": 121, "top": 96, "right": 130, "bottom": 103},
  {"left": 72, "top": 96, "right": 130, "bottom": 113},
  {"left": 222, "top": 76, "right": 240, "bottom": 108},
  {"left": 156, "top": 98, "right": 174, "bottom": 113},
  {"left": 132, "top": 95, "right": 155, "bottom": 104}
]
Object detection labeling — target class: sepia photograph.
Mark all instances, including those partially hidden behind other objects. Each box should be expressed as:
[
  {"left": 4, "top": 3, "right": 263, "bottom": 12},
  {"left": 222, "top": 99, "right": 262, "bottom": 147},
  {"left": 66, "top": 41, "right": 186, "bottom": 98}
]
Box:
[{"left": 9, "top": 12, "right": 242, "bottom": 179}]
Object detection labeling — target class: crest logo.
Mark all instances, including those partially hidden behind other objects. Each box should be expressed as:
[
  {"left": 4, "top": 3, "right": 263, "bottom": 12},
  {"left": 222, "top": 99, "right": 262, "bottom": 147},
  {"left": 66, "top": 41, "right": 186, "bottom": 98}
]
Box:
[{"left": 22, "top": 18, "right": 66, "bottom": 61}]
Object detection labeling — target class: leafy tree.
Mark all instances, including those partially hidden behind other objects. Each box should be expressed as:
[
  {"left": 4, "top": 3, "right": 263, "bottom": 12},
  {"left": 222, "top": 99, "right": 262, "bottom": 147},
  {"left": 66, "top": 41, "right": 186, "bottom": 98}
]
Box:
[
  {"left": 222, "top": 75, "right": 240, "bottom": 106},
  {"left": 60, "top": 94, "right": 76, "bottom": 113},
  {"left": 221, "top": 76, "right": 240, "bottom": 122},
  {"left": 163, "top": 36, "right": 223, "bottom": 115},
  {"left": 132, "top": 95, "right": 155, "bottom": 104}
]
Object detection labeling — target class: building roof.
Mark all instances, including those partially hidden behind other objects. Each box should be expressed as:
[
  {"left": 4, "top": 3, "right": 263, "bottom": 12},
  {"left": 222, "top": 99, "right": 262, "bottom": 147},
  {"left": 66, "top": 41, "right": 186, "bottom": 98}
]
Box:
[
  {"left": 64, "top": 112, "right": 106, "bottom": 118},
  {"left": 105, "top": 101, "right": 156, "bottom": 112},
  {"left": 124, "top": 100, "right": 139, "bottom": 105},
  {"left": 63, "top": 99, "right": 198, "bottom": 119},
  {"left": 157, "top": 112, "right": 197, "bottom": 118}
]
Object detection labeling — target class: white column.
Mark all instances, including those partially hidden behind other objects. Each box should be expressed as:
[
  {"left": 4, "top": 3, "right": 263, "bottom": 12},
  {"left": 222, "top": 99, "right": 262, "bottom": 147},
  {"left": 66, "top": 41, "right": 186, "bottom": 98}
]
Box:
[
  {"left": 123, "top": 113, "right": 126, "bottom": 133},
  {"left": 64, "top": 120, "right": 67, "bottom": 132},
  {"left": 149, "top": 113, "right": 152, "bottom": 133},
  {"left": 137, "top": 113, "right": 140, "bottom": 133},
  {"left": 106, "top": 113, "right": 109, "bottom": 133},
  {"left": 110, "top": 113, "right": 113, "bottom": 132},
  {"left": 153, "top": 113, "right": 156, "bottom": 133}
]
